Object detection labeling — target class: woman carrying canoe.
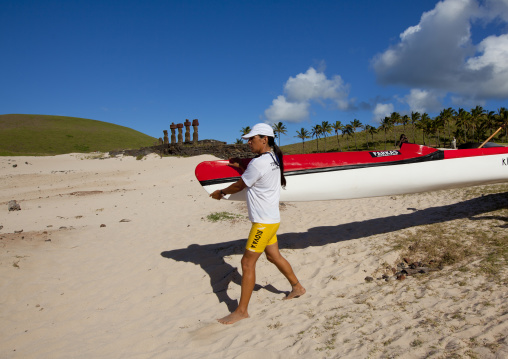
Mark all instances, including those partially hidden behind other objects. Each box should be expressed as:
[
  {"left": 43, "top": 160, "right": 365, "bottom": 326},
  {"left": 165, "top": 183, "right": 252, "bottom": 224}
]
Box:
[{"left": 210, "top": 123, "right": 305, "bottom": 324}]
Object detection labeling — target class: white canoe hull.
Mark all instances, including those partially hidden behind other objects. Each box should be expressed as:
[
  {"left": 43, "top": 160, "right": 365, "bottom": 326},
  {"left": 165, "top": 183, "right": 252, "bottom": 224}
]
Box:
[{"left": 202, "top": 153, "right": 508, "bottom": 202}]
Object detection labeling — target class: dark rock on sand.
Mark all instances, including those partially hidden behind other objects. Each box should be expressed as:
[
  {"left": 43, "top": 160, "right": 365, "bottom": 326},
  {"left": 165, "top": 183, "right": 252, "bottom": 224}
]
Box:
[{"left": 8, "top": 200, "right": 21, "bottom": 211}]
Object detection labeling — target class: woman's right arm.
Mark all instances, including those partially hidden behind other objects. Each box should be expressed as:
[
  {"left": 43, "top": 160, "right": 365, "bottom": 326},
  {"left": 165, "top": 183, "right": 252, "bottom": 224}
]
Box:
[{"left": 209, "top": 178, "right": 247, "bottom": 200}]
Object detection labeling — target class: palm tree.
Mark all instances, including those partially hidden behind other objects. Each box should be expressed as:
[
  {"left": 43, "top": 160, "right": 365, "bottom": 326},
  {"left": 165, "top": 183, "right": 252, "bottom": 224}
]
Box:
[
  {"left": 311, "top": 125, "right": 322, "bottom": 152},
  {"left": 366, "top": 125, "right": 378, "bottom": 149},
  {"left": 410, "top": 111, "right": 421, "bottom": 143},
  {"left": 235, "top": 138, "right": 244, "bottom": 144},
  {"left": 362, "top": 124, "right": 368, "bottom": 149},
  {"left": 320, "top": 121, "right": 332, "bottom": 152},
  {"left": 295, "top": 128, "right": 310, "bottom": 153},
  {"left": 440, "top": 107, "right": 456, "bottom": 147},
  {"left": 363, "top": 125, "right": 373, "bottom": 149},
  {"left": 497, "top": 107, "right": 508, "bottom": 141},
  {"left": 417, "top": 113, "right": 432, "bottom": 145},
  {"left": 342, "top": 124, "right": 353, "bottom": 151},
  {"left": 455, "top": 108, "right": 471, "bottom": 143},
  {"left": 390, "top": 112, "right": 401, "bottom": 145},
  {"left": 240, "top": 126, "right": 251, "bottom": 142},
  {"left": 474, "top": 110, "right": 491, "bottom": 141},
  {"left": 484, "top": 111, "right": 497, "bottom": 139},
  {"left": 378, "top": 117, "right": 393, "bottom": 150},
  {"left": 272, "top": 122, "right": 287, "bottom": 146},
  {"left": 332, "top": 121, "right": 343, "bottom": 151},
  {"left": 433, "top": 115, "right": 445, "bottom": 147},
  {"left": 470, "top": 106, "right": 485, "bottom": 142},
  {"left": 350, "top": 119, "right": 362, "bottom": 150},
  {"left": 401, "top": 115, "right": 410, "bottom": 134}
]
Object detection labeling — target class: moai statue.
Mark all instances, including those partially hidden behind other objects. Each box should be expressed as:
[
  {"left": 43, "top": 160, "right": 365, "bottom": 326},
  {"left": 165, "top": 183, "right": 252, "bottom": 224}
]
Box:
[
  {"left": 177, "top": 123, "right": 184, "bottom": 144},
  {"left": 170, "top": 123, "right": 177, "bottom": 144},
  {"left": 158, "top": 137, "right": 163, "bottom": 145},
  {"left": 163, "top": 130, "right": 169, "bottom": 145},
  {"left": 192, "top": 119, "right": 199, "bottom": 144},
  {"left": 184, "top": 119, "right": 191, "bottom": 143}
]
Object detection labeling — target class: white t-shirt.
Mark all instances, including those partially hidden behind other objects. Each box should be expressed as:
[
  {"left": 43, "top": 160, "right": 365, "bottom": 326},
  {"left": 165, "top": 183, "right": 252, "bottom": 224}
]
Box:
[{"left": 241, "top": 152, "right": 281, "bottom": 224}]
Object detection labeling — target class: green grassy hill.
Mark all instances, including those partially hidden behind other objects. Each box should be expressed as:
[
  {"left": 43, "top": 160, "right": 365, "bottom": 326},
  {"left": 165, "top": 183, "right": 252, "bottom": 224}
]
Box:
[{"left": 0, "top": 114, "right": 157, "bottom": 156}]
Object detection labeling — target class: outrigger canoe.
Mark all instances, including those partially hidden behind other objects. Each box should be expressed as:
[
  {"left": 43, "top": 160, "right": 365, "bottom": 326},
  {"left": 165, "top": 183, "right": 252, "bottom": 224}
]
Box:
[{"left": 195, "top": 143, "right": 508, "bottom": 201}]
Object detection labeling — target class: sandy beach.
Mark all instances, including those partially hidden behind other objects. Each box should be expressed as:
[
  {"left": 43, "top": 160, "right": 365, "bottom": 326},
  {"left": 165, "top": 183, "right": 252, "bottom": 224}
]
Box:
[{"left": 1, "top": 153, "right": 507, "bottom": 358}]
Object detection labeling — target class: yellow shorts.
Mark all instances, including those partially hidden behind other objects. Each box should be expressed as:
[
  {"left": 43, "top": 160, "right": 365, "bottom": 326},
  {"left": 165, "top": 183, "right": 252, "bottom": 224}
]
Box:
[{"left": 246, "top": 222, "right": 280, "bottom": 253}]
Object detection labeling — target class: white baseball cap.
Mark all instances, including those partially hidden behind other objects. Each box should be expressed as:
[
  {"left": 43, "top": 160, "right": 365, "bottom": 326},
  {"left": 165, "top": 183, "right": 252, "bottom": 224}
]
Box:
[{"left": 241, "top": 123, "right": 274, "bottom": 139}]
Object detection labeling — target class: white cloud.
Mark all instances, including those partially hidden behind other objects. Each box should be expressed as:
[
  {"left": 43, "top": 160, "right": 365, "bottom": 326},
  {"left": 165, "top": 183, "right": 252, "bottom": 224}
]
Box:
[
  {"left": 373, "top": 103, "right": 394, "bottom": 122},
  {"left": 372, "top": 0, "right": 477, "bottom": 87},
  {"left": 264, "top": 95, "right": 310, "bottom": 123},
  {"left": 284, "top": 67, "right": 350, "bottom": 109},
  {"left": 404, "top": 89, "right": 443, "bottom": 113},
  {"left": 400, "top": 25, "right": 421, "bottom": 41},
  {"left": 371, "top": 0, "right": 508, "bottom": 100},
  {"left": 463, "top": 34, "right": 508, "bottom": 96},
  {"left": 484, "top": 0, "right": 508, "bottom": 22},
  {"left": 264, "top": 67, "right": 352, "bottom": 123}
]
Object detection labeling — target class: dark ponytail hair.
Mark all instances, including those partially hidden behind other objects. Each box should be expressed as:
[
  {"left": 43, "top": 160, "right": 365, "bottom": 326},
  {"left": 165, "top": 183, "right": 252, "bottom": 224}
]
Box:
[{"left": 267, "top": 136, "right": 286, "bottom": 188}]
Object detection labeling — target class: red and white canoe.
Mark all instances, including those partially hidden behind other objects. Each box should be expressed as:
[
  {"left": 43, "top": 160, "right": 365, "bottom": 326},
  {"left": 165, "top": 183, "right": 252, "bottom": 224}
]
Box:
[{"left": 195, "top": 143, "right": 508, "bottom": 201}]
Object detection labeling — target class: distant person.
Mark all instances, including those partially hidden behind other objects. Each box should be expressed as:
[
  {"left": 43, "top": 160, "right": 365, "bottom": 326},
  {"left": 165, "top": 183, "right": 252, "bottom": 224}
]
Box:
[
  {"left": 209, "top": 123, "right": 305, "bottom": 325},
  {"left": 397, "top": 134, "right": 409, "bottom": 148},
  {"left": 451, "top": 137, "right": 457, "bottom": 149}
]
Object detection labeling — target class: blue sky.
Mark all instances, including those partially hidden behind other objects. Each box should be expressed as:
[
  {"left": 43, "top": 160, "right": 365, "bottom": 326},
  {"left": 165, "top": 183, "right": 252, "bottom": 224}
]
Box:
[{"left": 2, "top": 0, "right": 508, "bottom": 145}]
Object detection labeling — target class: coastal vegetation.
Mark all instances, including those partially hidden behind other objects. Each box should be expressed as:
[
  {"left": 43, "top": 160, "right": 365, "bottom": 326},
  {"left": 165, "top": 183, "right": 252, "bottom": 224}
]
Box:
[
  {"left": 0, "top": 114, "right": 156, "bottom": 156},
  {"left": 269, "top": 106, "right": 508, "bottom": 154}
]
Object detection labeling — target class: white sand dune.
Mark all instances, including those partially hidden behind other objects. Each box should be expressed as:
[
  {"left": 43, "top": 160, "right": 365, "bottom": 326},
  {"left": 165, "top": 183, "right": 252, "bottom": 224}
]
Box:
[{"left": 1, "top": 153, "right": 507, "bottom": 358}]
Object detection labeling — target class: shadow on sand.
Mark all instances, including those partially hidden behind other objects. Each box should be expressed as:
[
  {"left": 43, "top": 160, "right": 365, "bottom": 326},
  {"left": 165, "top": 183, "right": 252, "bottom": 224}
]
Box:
[{"left": 161, "top": 192, "right": 507, "bottom": 311}]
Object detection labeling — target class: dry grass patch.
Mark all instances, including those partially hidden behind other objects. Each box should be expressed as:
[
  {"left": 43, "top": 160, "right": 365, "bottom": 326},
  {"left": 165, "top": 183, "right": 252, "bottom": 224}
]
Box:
[
  {"left": 205, "top": 211, "right": 246, "bottom": 223},
  {"left": 387, "top": 196, "right": 507, "bottom": 283}
]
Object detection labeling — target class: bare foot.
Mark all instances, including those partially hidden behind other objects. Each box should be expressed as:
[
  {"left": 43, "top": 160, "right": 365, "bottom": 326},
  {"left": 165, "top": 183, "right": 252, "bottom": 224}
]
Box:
[
  {"left": 283, "top": 283, "right": 306, "bottom": 300},
  {"left": 217, "top": 310, "right": 249, "bottom": 325}
]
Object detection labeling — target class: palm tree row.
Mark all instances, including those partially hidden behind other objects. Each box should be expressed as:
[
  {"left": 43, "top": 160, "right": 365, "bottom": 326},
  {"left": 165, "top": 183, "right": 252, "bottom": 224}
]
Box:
[
  {"left": 395, "top": 106, "right": 508, "bottom": 148},
  {"left": 296, "top": 119, "right": 374, "bottom": 152},
  {"left": 237, "top": 106, "right": 508, "bottom": 152},
  {"left": 294, "top": 107, "right": 507, "bottom": 152}
]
